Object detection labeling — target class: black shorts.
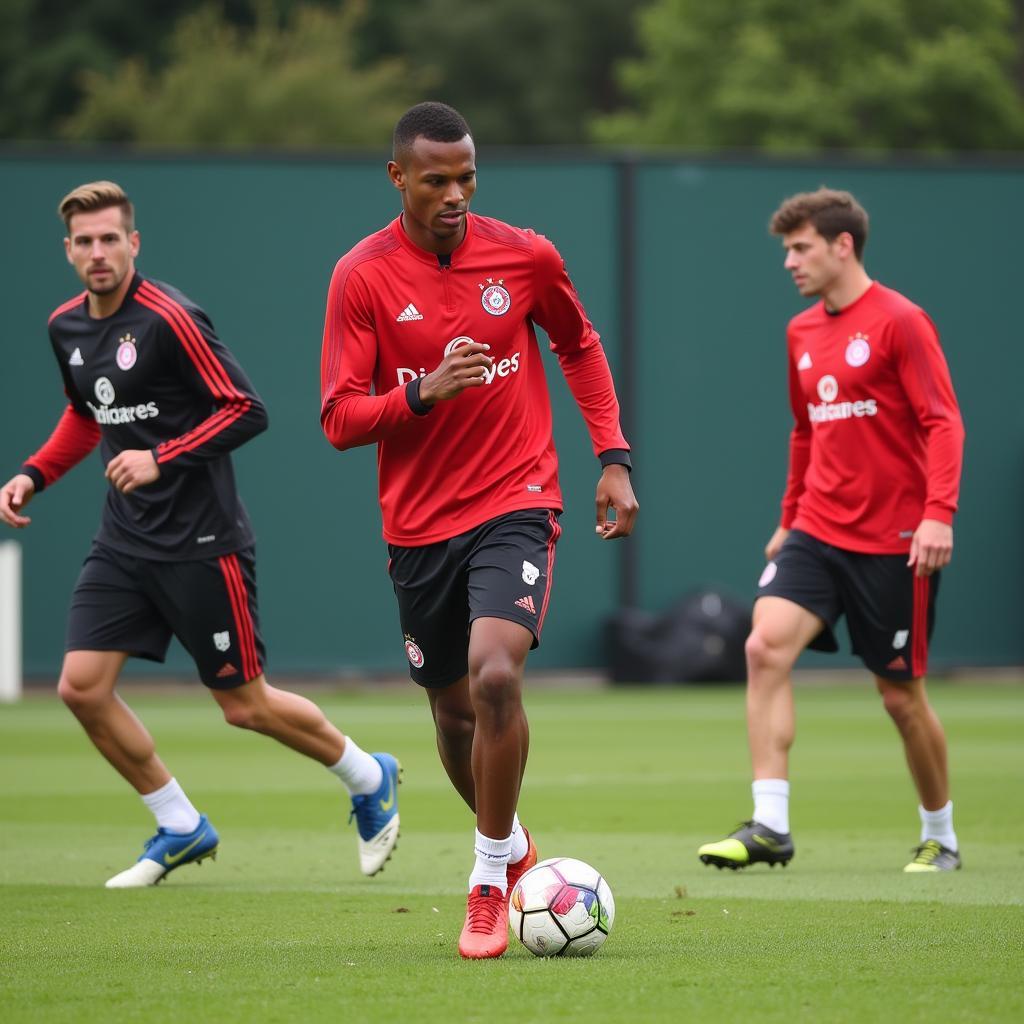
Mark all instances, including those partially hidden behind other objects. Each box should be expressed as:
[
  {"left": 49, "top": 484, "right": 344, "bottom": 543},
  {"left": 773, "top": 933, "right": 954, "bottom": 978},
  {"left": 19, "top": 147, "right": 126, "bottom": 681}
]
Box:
[
  {"left": 388, "top": 509, "right": 562, "bottom": 688},
  {"left": 756, "top": 529, "right": 940, "bottom": 681},
  {"left": 66, "top": 541, "right": 266, "bottom": 689}
]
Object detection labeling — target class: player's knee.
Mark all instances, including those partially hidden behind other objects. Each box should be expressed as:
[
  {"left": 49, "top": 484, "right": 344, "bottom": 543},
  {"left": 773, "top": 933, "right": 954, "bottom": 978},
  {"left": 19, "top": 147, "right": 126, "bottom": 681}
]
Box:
[
  {"left": 219, "top": 696, "right": 269, "bottom": 732},
  {"left": 434, "top": 702, "right": 475, "bottom": 744},
  {"left": 469, "top": 657, "right": 521, "bottom": 715},
  {"left": 745, "top": 628, "right": 788, "bottom": 678},
  {"left": 879, "top": 683, "right": 917, "bottom": 727},
  {"left": 57, "top": 668, "right": 105, "bottom": 713}
]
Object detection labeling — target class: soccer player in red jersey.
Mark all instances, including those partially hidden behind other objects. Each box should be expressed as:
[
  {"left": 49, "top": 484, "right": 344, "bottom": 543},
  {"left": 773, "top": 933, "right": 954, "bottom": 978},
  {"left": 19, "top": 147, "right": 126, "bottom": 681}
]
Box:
[
  {"left": 320, "top": 103, "right": 638, "bottom": 957},
  {"left": 0, "top": 182, "right": 401, "bottom": 887},
  {"left": 699, "top": 188, "right": 965, "bottom": 874}
]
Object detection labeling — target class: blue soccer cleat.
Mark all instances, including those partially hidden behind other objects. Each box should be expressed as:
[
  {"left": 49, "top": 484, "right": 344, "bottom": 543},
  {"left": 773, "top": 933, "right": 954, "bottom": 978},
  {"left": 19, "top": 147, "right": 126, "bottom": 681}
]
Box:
[
  {"left": 348, "top": 753, "right": 401, "bottom": 876},
  {"left": 105, "top": 814, "right": 219, "bottom": 888}
]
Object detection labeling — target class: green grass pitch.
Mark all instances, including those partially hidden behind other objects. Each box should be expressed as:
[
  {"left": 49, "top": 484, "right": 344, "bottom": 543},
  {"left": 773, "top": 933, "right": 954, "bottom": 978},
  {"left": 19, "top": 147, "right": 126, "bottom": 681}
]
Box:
[{"left": 1, "top": 682, "right": 1021, "bottom": 1022}]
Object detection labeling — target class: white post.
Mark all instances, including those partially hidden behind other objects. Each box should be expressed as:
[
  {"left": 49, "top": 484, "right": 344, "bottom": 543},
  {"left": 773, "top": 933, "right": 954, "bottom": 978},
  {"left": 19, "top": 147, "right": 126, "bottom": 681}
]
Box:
[{"left": 0, "top": 541, "right": 22, "bottom": 702}]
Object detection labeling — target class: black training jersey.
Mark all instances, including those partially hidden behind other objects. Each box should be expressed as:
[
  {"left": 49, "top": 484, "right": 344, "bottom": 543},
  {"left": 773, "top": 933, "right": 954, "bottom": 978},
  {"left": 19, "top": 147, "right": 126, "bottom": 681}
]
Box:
[{"left": 25, "top": 272, "right": 268, "bottom": 560}]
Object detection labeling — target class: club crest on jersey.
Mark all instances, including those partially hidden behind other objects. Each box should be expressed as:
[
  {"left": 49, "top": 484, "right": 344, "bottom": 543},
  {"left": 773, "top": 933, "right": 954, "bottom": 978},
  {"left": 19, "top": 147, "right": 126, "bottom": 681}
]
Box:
[
  {"left": 816, "top": 375, "right": 839, "bottom": 403},
  {"left": 845, "top": 333, "right": 871, "bottom": 367},
  {"left": 116, "top": 333, "right": 138, "bottom": 370},
  {"left": 213, "top": 631, "right": 231, "bottom": 652},
  {"left": 404, "top": 635, "right": 425, "bottom": 669},
  {"left": 94, "top": 376, "right": 116, "bottom": 405},
  {"left": 480, "top": 277, "right": 511, "bottom": 316}
]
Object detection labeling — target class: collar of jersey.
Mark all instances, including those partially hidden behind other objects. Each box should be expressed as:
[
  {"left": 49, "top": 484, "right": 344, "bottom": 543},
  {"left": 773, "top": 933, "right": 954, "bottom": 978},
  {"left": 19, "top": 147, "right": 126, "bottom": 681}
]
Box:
[{"left": 390, "top": 213, "right": 474, "bottom": 267}]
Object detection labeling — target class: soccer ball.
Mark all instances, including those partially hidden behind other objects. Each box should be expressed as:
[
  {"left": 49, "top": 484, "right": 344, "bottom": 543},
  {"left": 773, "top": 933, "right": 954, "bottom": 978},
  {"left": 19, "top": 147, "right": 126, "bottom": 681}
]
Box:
[{"left": 509, "top": 857, "right": 615, "bottom": 957}]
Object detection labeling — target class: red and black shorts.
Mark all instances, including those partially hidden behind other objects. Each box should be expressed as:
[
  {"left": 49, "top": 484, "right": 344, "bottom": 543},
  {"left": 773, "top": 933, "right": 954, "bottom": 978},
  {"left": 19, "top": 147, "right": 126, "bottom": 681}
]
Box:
[
  {"left": 66, "top": 541, "right": 265, "bottom": 689},
  {"left": 756, "top": 529, "right": 940, "bottom": 681},
  {"left": 387, "top": 509, "right": 561, "bottom": 688}
]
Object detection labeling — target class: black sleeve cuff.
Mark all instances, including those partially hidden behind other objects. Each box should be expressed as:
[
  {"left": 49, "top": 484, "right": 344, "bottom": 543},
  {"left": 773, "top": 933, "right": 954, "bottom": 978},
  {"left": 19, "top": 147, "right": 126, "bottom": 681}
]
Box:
[
  {"left": 21, "top": 464, "right": 46, "bottom": 493},
  {"left": 599, "top": 448, "right": 632, "bottom": 472},
  {"left": 405, "top": 377, "right": 432, "bottom": 417}
]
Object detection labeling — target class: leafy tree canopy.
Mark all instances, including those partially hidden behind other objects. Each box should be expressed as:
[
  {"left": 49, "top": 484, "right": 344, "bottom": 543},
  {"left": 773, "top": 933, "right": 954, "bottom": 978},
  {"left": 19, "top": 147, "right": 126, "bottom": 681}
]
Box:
[
  {"left": 62, "top": 2, "right": 425, "bottom": 148},
  {"left": 592, "top": 0, "right": 1024, "bottom": 152}
]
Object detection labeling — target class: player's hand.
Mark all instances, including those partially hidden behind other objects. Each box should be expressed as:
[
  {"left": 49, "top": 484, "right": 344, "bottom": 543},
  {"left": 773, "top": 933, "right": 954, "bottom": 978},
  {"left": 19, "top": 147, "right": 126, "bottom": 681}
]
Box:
[
  {"left": 765, "top": 526, "right": 790, "bottom": 561},
  {"left": 419, "top": 343, "right": 493, "bottom": 404},
  {"left": 908, "top": 518, "right": 952, "bottom": 577},
  {"left": 0, "top": 474, "right": 36, "bottom": 528},
  {"left": 594, "top": 465, "right": 638, "bottom": 540},
  {"left": 106, "top": 450, "right": 160, "bottom": 494}
]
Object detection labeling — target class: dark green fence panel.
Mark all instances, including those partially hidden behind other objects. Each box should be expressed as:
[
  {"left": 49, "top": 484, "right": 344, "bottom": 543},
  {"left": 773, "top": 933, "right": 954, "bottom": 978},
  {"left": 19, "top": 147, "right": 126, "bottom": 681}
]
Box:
[{"left": 2, "top": 151, "right": 1021, "bottom": 676}]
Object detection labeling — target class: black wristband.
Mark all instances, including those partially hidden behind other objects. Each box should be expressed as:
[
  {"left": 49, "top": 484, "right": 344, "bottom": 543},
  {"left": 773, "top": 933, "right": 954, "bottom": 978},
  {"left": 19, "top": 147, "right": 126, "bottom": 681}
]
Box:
[
  {"left": 599, "top": 448, "right": 632, "bottom": 472},
  {"left": 20, "top": 464, "right": 46, "bottom": 493},
  {"left": 405, "top": 377, "right": 432, "bottom": 416}
]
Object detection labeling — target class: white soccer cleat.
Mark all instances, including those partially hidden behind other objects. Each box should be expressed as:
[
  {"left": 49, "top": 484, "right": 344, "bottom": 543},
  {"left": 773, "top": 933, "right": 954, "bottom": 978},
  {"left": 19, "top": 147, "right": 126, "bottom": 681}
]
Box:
[
  {"left": 348, "top": 753, "right": 402, "bottom": 876},
  {"left": 105, "top": 859, "right": 168, "bottom": 888},
  {"left": 357, "top": 814, "right": 401, "bottom": 877}
]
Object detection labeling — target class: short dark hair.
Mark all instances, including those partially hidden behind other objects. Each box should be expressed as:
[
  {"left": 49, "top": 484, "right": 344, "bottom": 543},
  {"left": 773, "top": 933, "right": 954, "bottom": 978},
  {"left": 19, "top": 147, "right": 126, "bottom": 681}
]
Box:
[
  {"left": 59, "top": 180, "right": 135, "bottom": 233},
  {"left": 393, "top": 102, "right": 472, "bottom": 160},
  {"left": 770, "top": 188, "right": 869, "bottom": 261}
]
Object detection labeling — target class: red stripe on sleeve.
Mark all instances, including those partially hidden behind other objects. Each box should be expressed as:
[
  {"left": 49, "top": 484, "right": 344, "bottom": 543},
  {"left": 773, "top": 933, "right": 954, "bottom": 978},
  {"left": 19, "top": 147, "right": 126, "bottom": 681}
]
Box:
[
  {"left": 136, "top": 282, "right": 243, "bottom": 400},
  {"left": 155, "top": 402, "right": 250, "bottom": 463},
  {"left": 25, "top": 405, "right": 101, "bottom": 486}
]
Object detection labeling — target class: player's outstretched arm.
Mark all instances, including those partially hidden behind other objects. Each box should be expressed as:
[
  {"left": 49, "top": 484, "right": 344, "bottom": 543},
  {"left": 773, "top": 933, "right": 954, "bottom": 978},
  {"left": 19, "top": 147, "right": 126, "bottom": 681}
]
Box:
[
  {"left": 0, "top": 474, "right": 36, "bottom": 528},
  {"left": 106, "top": 450, "right": 160, "bottom": 495},
  {"left": 765, "top": 526, "right": 790, "bottom": 561},
  {"left": 595, "top": 464, "right": 638, "bottom": 540},
  {"left": 419, "top": 343, "right": 493, "bottom": 405},
  {"left": 907, "top": 518, "right": 953, "bottom": 577}
]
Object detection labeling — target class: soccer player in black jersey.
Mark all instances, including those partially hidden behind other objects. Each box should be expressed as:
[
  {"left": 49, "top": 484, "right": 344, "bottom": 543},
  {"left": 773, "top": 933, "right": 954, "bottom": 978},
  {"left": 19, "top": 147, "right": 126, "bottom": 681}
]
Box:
[{"left": 0, "top": 182, "right": 401, "bottom": 887}]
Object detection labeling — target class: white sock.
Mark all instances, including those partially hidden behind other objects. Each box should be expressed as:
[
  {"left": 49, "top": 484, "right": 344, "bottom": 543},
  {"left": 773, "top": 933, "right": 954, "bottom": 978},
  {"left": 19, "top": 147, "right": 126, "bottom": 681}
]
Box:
[
  {"left": 919, "top": 801, "right": 957, "bottom": 851},
  {"left": 468, "top": 828, "right": 513, "bottom": 894},
  {"left": 509, "top": 814, "right": 529, "bottom": 864},
  {"left": 752, "top": 778, "right": 790, "bottom": 834},
  {"left": 141, "top": 778, "right": 201, "bottom": 834},
  {"left": 327, "top": 737, "right": 383, "bottom": 796}
]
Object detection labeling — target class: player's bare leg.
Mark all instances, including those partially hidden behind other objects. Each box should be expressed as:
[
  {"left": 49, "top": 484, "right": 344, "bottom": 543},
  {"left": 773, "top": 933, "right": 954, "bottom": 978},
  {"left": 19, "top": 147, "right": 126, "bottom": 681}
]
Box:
[
  {"left": 875, "top": 674, "right": 960, "bottom": 871},
  {"left": 211, "top": 675, "right": 344, "bottom": 764},
  {"left": 699, "top": 597, "right": 821, "bottom": 870},
  {"left": 458, "top": 617, "right": 533, "bottom": 958},
  {"left": 467, "top": 618, "right": 532, "bottom": 839},
  {"left": 212, "top": 675, "right": 401, "bottom": 876},
  {"left": 58, "top": 651, "right": 217, "bottom": 887},
  {"left": 58, "top": 650, "right": 171, "bottom": 793},
  {"left": 875, "top": 675, "right": 949, "bottom": 808},
  {"left": 427, "top": 675, "right": 477, "bottom": 810},
  {"left": 745, "top": 597, "right": 824, "bottom": 779}
]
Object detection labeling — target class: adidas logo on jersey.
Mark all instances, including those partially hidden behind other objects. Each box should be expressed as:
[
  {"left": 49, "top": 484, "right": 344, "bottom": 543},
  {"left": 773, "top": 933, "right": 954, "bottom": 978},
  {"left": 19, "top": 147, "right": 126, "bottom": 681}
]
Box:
[
  {"left": 69, "top": 347, "right": 84, "bottom": 366},
  {"left": 396, "top": 303, "right": 424, "bottom": 322},
  {"left": 797, "top": 351, "right": 812, "bottom": 370},
  {"left": 514, "top": 595, "right": 536, "bottom": 615}
]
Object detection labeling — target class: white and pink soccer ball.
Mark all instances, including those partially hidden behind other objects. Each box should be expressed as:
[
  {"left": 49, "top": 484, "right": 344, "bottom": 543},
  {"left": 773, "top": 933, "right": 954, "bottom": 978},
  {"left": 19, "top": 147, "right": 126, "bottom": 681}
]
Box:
[{"left": 509, "top": 857, "right": 615, "bottom": 957}]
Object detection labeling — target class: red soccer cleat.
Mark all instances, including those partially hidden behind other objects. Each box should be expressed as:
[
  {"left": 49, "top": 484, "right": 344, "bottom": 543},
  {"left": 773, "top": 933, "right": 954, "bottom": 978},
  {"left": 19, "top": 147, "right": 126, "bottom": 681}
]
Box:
[
  {"left": 505, "top": 826, "right": 538, "bottom": 900},
  {"left": 458, "top": 884, "right": 509, "bottom": 959}
]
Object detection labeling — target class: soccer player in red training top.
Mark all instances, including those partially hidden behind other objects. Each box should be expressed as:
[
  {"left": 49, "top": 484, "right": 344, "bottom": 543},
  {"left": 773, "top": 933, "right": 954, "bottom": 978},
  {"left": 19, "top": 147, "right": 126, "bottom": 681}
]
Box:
[
  {"left": 698, "top": 188, "right": 965, "bottom": 874},
  {"left": 320, "top": 102, "right": 638, "bottom": 958},
  {"left": 0, "top": 181, "right": 401, "bottom": 887}
]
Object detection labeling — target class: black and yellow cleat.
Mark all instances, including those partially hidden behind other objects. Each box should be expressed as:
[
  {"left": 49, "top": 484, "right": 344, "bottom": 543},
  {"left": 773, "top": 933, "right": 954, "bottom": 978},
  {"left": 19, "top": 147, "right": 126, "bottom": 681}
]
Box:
[
  {"left": 698, "top": 820, "right": 794, "bottom": 870},
  {"left": 903, "top": 840, "right": 961, "bottom": 873}
]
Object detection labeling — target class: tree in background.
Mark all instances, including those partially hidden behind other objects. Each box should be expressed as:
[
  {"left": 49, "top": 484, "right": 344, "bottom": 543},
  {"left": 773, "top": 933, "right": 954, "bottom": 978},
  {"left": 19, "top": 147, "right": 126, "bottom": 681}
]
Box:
[
  {"left": 593, "top": 0, "right": 1024, "bottom": 152},
  {"left": 0, "top": 0, "right": 259, "bottom": 141},
  {"left": 356, "top": 0, "right": 643, "bottom": 146},
  {"left": 62, "top": 2, "right": 424, "bottom": 148}
]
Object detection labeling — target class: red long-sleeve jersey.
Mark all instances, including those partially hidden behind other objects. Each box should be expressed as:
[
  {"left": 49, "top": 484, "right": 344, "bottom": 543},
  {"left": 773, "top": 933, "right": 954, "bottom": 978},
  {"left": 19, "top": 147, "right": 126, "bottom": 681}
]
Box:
[
  {"left": 321, "top": 214, "right": 629, "bottom": 546},
  {"left": 780, "top": 282, "right": 964, "bottom": 554}
]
